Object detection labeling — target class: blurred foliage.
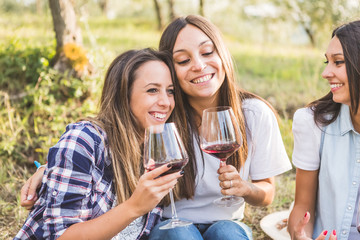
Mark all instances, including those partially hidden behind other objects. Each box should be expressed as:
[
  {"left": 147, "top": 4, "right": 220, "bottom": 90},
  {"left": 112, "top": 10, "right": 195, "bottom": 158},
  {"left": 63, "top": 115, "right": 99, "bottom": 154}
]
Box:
[
  {"left": 0, "top": 42, "right": 98, "bottom": 166},
  {"left": 2, "top": 1, "right": 359, "bottom": 237},
  {"left": 0, "top": 40, "right": 54, "bottom": 94}
]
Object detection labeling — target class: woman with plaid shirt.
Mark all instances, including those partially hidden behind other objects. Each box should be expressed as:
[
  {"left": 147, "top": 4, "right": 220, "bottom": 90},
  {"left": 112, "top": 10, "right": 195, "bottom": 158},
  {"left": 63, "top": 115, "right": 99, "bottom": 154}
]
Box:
[{"left": 15, "top": 48, "right": 185, "bottom": 240}]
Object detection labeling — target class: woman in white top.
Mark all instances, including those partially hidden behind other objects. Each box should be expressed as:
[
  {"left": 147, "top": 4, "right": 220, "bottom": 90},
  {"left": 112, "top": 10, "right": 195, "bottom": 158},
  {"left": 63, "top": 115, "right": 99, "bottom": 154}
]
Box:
[
  {"left": 149, "top": 15, "right": 292, "bottom": 240},
  {"left": 288, "top": 20, "right": 360, "bottom": 240}
]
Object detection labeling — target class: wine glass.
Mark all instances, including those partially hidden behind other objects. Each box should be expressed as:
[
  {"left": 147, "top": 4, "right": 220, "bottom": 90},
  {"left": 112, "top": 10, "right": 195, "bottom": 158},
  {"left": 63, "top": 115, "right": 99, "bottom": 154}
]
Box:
[
  {"left": 143, "top": 122, "right": 192, "bottom": 229},
  {"left": 200, "top": 106, "right": 244, "bottom": 207}
]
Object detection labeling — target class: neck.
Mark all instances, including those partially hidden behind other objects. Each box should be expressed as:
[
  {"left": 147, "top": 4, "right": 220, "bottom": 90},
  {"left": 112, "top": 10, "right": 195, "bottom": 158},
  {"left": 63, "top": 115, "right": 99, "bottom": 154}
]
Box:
[{"left": 187, "top": 93, "right": 220, "bottom": 127}]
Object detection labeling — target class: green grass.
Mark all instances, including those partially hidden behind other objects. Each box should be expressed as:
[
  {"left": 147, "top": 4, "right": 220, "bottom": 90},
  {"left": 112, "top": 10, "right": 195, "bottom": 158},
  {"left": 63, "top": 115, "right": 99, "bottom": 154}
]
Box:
[{"left": 0, "top": 12, "right": 330, "bottom": 239}]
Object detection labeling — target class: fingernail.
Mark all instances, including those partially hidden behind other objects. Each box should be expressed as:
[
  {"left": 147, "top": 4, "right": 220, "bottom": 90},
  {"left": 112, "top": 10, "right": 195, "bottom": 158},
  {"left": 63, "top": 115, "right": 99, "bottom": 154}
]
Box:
[
  {"left": 304, "top": 212, "right": 308, "bottom": 218},
  {"left": 323, "top": 230, "right": 328, "bottom": 236},
  {"left": 332, "top": 230, "right": 336, "bottom": 236},
  {"left": 167, "top": 164, "right": 172, "bottom": 168},
  {"left": 180, "top": 170, "right": 184, "bottom": 175},
  {"left": 27, "top": 195, "right": 33, "bottom": 201}
]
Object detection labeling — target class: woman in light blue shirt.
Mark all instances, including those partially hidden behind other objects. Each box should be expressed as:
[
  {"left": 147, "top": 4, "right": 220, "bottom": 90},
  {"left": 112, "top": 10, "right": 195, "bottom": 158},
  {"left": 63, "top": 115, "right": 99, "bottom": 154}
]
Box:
[{"left": 288, "top": 20, "right": 360, "bottom": 240}]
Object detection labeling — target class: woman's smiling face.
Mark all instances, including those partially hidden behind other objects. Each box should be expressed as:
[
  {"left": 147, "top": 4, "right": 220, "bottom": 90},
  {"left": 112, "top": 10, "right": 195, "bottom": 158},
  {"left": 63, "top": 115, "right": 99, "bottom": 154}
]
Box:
[
  {"left": 172, "top": 24, "right": 225, "bottom": 101},
  {"left": 322, "top": 36, "right": 350, "bottom": 106},
  {"left": 130, "top": 60, "right": 175, "bottom": 131}
]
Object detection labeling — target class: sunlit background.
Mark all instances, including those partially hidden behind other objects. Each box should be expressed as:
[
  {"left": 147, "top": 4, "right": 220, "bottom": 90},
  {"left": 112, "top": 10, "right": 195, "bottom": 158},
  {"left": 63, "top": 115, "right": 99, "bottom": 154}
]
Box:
[{"left": 1, "top": 0, "right": 359, "bottom": 239}]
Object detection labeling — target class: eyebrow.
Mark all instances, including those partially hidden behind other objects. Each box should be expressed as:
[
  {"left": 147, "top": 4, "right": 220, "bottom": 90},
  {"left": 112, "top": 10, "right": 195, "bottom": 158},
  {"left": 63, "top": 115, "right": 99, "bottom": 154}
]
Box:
[
  {"left": 145, "top": 83, "right": 174, "bottom": 88},
  {"left": 173, "top": 40, "right": 212, "bottom": 54},
  {"left": 324, "top": 53, "right": 343, "bottom": 58}
]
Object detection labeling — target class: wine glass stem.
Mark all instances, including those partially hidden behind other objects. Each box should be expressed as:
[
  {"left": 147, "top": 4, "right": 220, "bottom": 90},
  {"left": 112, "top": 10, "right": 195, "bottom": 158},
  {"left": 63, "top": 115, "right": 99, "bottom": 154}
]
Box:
[
  {"left": 169, "top": 188, "right": 178, "bottom": 220},
  {"left": 219, "top": 159, "right": 227, "bottom": 167}
]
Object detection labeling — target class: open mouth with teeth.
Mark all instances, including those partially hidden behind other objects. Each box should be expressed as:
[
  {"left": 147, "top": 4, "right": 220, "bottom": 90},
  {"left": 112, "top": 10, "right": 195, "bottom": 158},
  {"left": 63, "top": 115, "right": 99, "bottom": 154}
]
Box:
[
  {"left": 149, "top": 112, "right": 167, "bottom": 121},
  {"left": 330, "top": 83, "right": 344, "bottom": 90},
  {"left": 191, "top": 74, "right": 214, "bottom": 84}
]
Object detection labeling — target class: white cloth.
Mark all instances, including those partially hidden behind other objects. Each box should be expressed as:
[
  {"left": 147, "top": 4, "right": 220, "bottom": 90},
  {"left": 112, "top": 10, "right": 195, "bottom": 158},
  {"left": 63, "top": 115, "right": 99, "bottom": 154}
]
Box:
[
  {"left": 292, "top": 107, "right": 322, "bottom": 170},
  {"left": 112, "top": 216, "right": 144, "bottom": 240},
  {"left": 163, "top": 98, "right": 292, "bottom": 223}
]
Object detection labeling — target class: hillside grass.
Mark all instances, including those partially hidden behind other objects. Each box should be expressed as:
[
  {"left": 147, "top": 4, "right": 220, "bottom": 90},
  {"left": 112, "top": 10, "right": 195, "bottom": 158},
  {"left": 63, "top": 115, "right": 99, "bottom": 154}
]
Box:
[{"left": 0, "top": 13, "right": 329, "bottom": 239}]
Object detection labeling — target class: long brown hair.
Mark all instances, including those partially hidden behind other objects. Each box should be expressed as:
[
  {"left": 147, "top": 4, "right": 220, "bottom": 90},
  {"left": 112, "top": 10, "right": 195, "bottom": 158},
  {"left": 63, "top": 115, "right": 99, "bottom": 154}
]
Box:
[
  {"left": 159, "top": 15, "right": 276, "bottom": 200},
  {"left": 85, "top": 48, "right": 183, "bottom": 204},
  {"left": 308, "top": 20, "right": 360, "bottom": 126}
]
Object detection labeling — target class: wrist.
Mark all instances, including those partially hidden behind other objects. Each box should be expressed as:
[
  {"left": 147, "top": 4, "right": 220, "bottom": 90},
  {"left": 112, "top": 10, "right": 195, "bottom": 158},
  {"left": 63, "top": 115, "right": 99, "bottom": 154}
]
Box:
[
  {"left": 243, "top": 181, "right": 254, "bottom": 198},
  {"left": 123, "top": 198, "right": 147, "bottom": 218},
  {"left": 36, "top": 164, "right": 46, "bottom": 171}
]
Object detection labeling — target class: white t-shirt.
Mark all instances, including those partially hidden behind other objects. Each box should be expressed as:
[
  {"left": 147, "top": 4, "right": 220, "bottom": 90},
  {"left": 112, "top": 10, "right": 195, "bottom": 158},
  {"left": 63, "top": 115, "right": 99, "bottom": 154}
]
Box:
[
  {"left": 292, "top": 107, "right": 322, "bottom": 170},
  {"left": 163, "top": 98, "right": 292, "bottom": 223}
]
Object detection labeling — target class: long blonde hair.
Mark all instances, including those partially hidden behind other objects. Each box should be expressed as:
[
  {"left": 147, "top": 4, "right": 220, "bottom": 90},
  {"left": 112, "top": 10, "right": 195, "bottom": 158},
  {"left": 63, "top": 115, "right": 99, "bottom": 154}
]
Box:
[{"left": 86, "top": 49, "right": 181, "bottom": 204}]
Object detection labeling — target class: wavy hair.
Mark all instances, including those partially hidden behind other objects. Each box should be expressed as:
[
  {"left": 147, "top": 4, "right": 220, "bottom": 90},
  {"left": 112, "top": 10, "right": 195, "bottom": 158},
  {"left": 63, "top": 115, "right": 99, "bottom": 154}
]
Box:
[{"left": 85, "top": 48, "right": 183, "bottom": 204}]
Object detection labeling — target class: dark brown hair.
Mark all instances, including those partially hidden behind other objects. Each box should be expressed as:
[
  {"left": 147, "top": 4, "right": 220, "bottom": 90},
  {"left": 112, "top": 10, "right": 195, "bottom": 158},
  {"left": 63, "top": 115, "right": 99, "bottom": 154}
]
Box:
[{"left": 308, "top": 20, "right": 360, "bottom": 126}]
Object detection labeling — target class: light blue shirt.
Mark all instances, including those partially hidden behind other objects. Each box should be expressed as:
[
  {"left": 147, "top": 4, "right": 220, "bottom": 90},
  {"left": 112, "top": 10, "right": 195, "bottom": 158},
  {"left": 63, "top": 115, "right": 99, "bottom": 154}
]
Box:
[
  {"left": 315, "top": 104, "right": 360, "bottom": 239},
  {"left": 293, "top": 104, "right": 360, "bottom": 239}
]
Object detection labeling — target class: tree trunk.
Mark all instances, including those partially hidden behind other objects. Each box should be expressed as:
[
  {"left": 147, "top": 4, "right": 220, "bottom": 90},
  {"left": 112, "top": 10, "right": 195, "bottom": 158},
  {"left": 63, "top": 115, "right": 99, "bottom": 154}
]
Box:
[
  {"left": 36, "top": 0, "right": 42, "bottom": 14},
  {"left": 304, "top": 26, "right": 315, "bottom": 47},
  {"left": 48, "top": 0, "right": 83, "bottom": 74},
  {"left": 98, "top": 0, "right": 109, "bottom": 16},
  {"left": 167, "top": 0, "right": 175, "bottom": 21},
  {"left": 199, "top": 0, "right": 204, "bottom": 16},
  {"left": 153, "top": 0, "right": 163, "bottom": 30}
]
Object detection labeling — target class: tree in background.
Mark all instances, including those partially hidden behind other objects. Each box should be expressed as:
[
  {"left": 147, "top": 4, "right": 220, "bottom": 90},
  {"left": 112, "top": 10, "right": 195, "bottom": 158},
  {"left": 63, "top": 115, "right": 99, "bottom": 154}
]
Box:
[
  {"left": 168, "top": 0, "right": 176, "bottom": 21},
  {"left": 48, "top": 0, "right": 91, "bottom": 77},
  {"left": 98, "top": 0, "right": 109, "bottom": 16},
  {"left": 272, "top": 0, "right": 357, "bottom": 47},
  {"left": 153, "top": 0, "right": 163, "bottom": 30},
  {"left": 199, "top": 0, "right": 204, "bottom": 16}
]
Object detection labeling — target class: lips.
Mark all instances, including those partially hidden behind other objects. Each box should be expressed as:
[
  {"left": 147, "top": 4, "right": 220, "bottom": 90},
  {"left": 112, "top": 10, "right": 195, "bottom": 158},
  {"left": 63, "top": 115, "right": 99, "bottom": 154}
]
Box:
[
  {"left": 330, "top": 83, "right": 344, "bottom": 92},
  {"left": 330, "top": 83, "right": 344, "bottom": 88},
  {"left": 191, "top": 74, "right": 213, "bottom": 84},
  {"left": 149, "top": 112, "right": 167, "bottom": 121}
]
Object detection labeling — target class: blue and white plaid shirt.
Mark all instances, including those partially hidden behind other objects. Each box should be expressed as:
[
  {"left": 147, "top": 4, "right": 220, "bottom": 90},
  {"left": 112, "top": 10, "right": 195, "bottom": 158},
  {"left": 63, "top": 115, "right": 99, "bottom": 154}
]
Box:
[{"left": 14, "top": 121, "right": 162, "bottom": 240}]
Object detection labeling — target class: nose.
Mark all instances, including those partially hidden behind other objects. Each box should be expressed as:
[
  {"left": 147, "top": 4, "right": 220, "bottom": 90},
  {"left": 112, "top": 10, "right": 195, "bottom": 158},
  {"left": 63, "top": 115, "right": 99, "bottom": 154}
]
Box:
[
  {"left": 321, "top": 64, "right": 334, "bottom": 79},
  {"left": 157, "top": 91, "right": 171, "bottom": 107},
  {"left": 191, "top": 56, "right": 206, "bottom": 71}
]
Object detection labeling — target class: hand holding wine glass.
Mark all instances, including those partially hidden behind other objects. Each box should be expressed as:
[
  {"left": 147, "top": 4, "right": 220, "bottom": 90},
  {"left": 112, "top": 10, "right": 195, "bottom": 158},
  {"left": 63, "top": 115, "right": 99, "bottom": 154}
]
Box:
[
  {"left": 143, "top": 122, "right": 192, "bottom": 229},
  {"left": 200, "top": 106, "right": 244, "bottom": 207}
]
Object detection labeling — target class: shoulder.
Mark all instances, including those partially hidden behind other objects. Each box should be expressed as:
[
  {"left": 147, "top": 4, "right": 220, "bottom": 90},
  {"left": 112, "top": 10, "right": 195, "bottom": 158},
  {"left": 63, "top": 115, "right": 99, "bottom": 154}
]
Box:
[
  {"left": 242, "top": 98, "right": 277, "bottom": 129},
  {"left": 61, "top": 121, "right": 107, "bottom": 146},
  {"left": 292, "top": 107, "right": 320, "bottom": 134},
  {"left": 242, "top": 98, "right": 273, "bottom": 115},
  {"left": 49, "top": 121, "right": 108, "bottom": 166},
  {"left": 293, "top": 107, "right": 314, "bottom": 122}
]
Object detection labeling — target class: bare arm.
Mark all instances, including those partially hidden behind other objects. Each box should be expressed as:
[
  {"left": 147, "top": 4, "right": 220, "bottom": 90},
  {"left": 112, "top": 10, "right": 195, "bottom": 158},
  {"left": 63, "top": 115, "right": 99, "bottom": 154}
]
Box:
[{"left": 288, "top": 168, "right": 318, "bottom": 239}]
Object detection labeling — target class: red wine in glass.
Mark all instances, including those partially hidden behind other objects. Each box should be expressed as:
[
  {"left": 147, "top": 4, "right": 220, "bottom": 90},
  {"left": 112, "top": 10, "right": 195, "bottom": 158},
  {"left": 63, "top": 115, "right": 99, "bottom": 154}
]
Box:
[
  {"left": 145, "top": 159, "right": 187, "bottom": 177},
  {"left": 200, "top": 106, "right": 244, "bottom": 207},
  {"left": 202, "top": 143, "right": 241, "bottom": 161},
  {"left": 143, "top": 123, "right": 192, "bottom": 229}
]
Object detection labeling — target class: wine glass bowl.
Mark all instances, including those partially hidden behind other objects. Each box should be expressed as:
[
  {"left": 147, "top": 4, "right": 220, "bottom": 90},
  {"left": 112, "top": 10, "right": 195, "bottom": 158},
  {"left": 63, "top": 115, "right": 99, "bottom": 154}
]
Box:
[
  {"left": 200, "top": 106, "right": 244, "bottom": 207},
  {"left": 143, "top": 122, "right": 191, "bottom": 229}
]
